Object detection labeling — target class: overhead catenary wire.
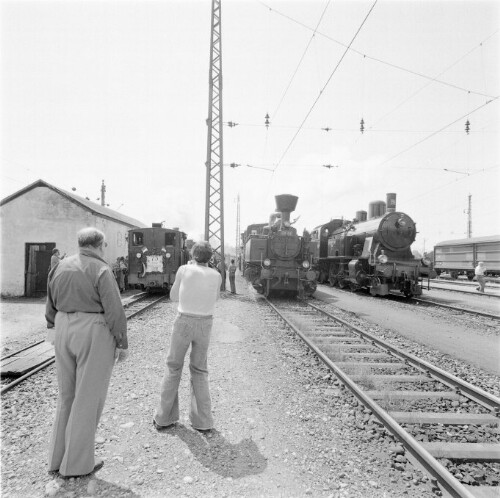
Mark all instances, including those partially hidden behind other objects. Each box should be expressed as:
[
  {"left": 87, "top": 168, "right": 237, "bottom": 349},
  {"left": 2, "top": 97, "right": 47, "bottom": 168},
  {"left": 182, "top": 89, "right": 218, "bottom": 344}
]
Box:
[
  {"left": 271, "top": 0, "right": 331, "bottom": 121},
  {"left": 273, "top": 0, "right": 378, "bottom": 171},
  {"left": 259, "top": 1, "right": 497, "bottom": 100},
  {"left": 374, "top": 97, "right": 499, "bottom": 169},
  {"left": 364, "top": 30, "right": 499, "bottom": 132}
]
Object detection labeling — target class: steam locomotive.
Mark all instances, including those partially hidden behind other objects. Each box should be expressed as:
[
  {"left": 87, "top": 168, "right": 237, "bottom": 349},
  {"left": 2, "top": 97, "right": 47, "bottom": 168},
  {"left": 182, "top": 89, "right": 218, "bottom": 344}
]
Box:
[
  {"left": 310, "top": 193, "right": 434, "bottom": 297},
  {"left": 127, "top": 224, "right": 190, "bottom": 292},
  {"left": 242, "top": 194, "right": 317, "bottom": 298}
]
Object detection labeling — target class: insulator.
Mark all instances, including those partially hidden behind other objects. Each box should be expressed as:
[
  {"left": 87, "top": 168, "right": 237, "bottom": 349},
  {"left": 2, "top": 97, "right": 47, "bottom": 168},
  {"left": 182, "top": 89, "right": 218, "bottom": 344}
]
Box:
[
  {"left": 360, "top": 118, "right": 365, "bottom": 134},
  {"left": 265, "top": 113, "right": 270, "bottom": 128},
  {"left": 465, "top": 120, "right": 470, "bottom": 134}
]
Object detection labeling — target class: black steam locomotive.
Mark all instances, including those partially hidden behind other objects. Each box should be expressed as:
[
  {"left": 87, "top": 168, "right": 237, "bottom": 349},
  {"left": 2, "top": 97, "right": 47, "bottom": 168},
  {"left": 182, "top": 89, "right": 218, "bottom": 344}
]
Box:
[
  {"left": 128, "top": 224, "right": 190, "bottom": 292},
  {"left": 310, "top": 193, "right": 434, "bottom": 297},
  {"left": 242, "top": 194, "right": 317, "bottom": 298}
]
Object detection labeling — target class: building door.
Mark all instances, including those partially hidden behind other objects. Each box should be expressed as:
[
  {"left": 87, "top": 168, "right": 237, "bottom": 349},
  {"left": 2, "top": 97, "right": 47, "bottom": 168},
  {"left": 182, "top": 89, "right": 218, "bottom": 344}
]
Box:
[{"left": 25, "top": 243, "right": 55, "bottom": 296}]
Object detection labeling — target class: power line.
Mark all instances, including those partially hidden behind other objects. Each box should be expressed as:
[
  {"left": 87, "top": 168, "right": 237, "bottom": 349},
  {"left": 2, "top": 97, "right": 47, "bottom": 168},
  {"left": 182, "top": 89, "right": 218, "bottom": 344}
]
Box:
[
  {"left": 374, "top": 97, "right": 499, "bottom": 169},
  {"left": 272, "top": 0, "right": 331, "bottom": 120},
  {"left": 365, "top": 30, "right": 500, "bottom": 132},
  {"left": 260, "top": 2, "right": 497, "bottom": 100},
  {"left": 273, "top": 0, "right": 378, "bottom": 171}
]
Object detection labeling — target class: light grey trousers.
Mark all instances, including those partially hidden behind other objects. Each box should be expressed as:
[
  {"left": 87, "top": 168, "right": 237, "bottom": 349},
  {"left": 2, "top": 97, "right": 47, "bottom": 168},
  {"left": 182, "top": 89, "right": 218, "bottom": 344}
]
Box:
[
  {"left": 154, "top": 313, "right": 214, "bottom": 430},
  {"left": 48, "top": 311, "right": 115, "bottom": 476}
]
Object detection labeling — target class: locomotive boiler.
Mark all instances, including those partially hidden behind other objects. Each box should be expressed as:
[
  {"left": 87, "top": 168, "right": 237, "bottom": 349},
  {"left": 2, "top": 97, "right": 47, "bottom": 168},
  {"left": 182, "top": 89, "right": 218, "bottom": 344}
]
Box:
[
  {"left": 311, "top": 193, "right": 434, "bottom": 297},
  {"left": 127, "top": 224, "right": 190, "bottom": 292},
  {"left": 242, "top": 194, "right": 317, "bottom": 298}
]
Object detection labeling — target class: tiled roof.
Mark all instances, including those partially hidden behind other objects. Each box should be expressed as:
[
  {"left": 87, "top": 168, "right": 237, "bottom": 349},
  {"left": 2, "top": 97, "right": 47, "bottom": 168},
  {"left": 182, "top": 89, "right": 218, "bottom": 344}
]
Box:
[{"left": 1, "top": 179, "right": 147, "bottom": 228}]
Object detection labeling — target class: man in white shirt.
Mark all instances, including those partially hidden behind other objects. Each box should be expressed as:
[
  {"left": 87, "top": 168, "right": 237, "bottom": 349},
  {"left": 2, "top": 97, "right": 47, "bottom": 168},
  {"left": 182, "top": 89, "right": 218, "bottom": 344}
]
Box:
[
  {"left": 475, "top": 261, "right": 487, "bottom": 293},
  {"left": 154, "top": 241, "right": 221, "bottom": 431}
]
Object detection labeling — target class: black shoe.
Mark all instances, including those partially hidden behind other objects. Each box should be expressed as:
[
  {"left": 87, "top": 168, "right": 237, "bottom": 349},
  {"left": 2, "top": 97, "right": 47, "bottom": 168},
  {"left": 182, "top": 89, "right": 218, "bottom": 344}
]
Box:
[
  {"left": 153, "top": 419, "right": 175, "bottom": 431},
  {"left": 91, "top": 459, "right": 104, "bottom": 473},
  {"left": 194, "top": 427, "right": 213, "bottom": 434}
]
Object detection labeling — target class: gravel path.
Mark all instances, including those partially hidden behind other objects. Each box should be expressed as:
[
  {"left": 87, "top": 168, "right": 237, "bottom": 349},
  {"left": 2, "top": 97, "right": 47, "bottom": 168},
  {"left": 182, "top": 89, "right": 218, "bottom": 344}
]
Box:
[{"left": 1, "top": 274, "right": 439, "bottom": 497}]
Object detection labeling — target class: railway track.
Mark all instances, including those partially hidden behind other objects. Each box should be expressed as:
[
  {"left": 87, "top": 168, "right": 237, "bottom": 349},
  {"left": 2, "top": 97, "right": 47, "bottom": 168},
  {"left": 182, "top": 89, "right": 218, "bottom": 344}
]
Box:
[
  {"left": 318, "top": 283, "right": 500, "bottom": 321},
  {"left": 0, "top": 293, "right": 167, "bottom": 395},
  {"left": 264, "top": 297, "right": 500, "bottom": 498}
]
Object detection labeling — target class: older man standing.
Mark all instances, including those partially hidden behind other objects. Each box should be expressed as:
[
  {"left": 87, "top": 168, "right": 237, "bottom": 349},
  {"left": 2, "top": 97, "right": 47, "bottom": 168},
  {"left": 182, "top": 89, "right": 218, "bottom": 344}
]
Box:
[
  {"left": 154, "top": 241, "right": 221, "bottom": 432},
  {"left": 46, "top": 227, "right": 128, "bottom": 477}
]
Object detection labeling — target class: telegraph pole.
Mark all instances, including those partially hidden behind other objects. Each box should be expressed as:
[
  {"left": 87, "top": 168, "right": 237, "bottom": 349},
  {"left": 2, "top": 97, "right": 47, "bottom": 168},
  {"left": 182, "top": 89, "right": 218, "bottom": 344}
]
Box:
[
  {"left": 101, "top": 180, "right": 106, "bottom": 207},
  {"left": 205, "top": 0, "right": 225, "bottom": 289},
  {"left": 466, "top": 194, "right": 472, "bottom": 238}
]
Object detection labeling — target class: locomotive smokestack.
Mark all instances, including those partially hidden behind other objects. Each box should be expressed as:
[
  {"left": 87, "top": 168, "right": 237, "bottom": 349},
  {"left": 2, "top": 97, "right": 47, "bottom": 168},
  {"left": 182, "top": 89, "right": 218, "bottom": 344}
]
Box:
[
  {"left": 275, "top": 194, "right": 298, "bottom": 224},
  {"left": 386, "top": 193, "right": 397, "bottom": 213}
]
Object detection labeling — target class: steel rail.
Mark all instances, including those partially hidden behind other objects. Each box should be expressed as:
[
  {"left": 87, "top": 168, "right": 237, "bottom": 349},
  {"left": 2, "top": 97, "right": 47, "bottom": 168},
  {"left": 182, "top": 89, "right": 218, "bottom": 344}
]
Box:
[
  {"left": 0, "top": 339, "right": 45, "bottom": 362},
  {"left": 308, "top": 301, "right": 500, "bottom": 413},
  {"left": 412, "top": 297, "right": 500, "bottom": 320},
  {"left": 265, "top": 298, "right": 477, "bottom": 498},
  {"left": 1, "top": 294, "right": 167, "bottom": 395},
  {"left": 125, "top": 295, "right": 167, "bottom": 319},
  {"left": 1, "top": 358, "right": 55, "bottom": 395}
]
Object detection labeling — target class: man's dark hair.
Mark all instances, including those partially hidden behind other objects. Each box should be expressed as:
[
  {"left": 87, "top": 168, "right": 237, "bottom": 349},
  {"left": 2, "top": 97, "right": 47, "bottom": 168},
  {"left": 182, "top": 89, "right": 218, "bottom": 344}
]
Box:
[
  {"left": 191, "top": 241, "right": 213, "bottom": 263},
  {"left": 77, "top": 227, "right": 105, "bottom": 248},
  {"left": 231, "top": 259, "right": 235, "bottom": 264},
  {"left": 52, "top": 248, "right": 60, "bottom": 255}
]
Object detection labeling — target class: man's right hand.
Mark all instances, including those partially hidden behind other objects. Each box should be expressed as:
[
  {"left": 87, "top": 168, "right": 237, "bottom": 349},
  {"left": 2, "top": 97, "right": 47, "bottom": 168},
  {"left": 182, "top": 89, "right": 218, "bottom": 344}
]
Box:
[{"left": 114, "top": 348, "right": 129, "bottom": 364}]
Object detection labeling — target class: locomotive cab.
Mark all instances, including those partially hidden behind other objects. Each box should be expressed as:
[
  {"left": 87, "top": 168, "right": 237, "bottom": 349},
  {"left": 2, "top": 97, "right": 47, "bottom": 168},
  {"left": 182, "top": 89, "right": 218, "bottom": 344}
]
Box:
[{"left": 128, "top": 225, "right": 189, "bottom": 293}]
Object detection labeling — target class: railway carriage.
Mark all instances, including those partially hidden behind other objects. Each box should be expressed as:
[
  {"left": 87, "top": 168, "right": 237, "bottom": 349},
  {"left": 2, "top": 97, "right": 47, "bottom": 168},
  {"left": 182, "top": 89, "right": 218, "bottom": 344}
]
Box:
[
  {"left": 242, "top": 195, "right": 317, "bottom": 298},
  {"left": 127, "top": 224, "right": 190, "bottom": 292},
  {"left": 311, "top": 193, "right": 435, "bottom": 297},
  {"left": 433, "top": 235, "right": 500, "bottom": 279}
]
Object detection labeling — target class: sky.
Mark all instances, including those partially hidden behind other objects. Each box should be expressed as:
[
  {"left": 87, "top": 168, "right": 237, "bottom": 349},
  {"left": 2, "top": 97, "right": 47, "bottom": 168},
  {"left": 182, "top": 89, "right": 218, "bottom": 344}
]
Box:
[{"left": 2, "top": 0, "right": 499, "bottom": 255}]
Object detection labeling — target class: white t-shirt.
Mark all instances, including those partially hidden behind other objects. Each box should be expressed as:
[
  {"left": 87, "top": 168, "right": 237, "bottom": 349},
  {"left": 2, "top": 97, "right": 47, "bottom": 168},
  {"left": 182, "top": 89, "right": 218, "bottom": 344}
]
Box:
[
  {"left": 475, "top": 265, "right": 486, "bottom": 276},
  {"left": 170, "top": 263, "right": 221, "bottom": 316}
]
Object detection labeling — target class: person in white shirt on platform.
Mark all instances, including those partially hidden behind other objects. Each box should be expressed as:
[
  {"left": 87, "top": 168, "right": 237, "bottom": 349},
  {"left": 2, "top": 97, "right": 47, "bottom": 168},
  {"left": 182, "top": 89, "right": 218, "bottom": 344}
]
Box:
[
  {"left": 475, "top": 261, "right": 487, "bottom": 293},
  {"left": 153, "top": 241, "right": 222, "bottom": 432}
]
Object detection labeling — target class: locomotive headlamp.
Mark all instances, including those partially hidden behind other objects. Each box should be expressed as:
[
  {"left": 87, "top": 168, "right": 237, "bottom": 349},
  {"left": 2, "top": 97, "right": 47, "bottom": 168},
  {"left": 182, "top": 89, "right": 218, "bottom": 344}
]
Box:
[
  {"left": 421, "top": 257, "right": 431, "bottom": 266},
  {"left": 165, "top": 253, "right": 172, "bottom": 259},
  {"left": 302, "top": 260, "right": 310, "bottom": 269},
  {"left": 263, "top": 258, "right": 271, "bottom": 267},
  {"left": 378, "top": 254, "right": 388, "bottom": 264},
  {"left": 284, "top": 221, "right": 291, "bottom": 228},
  {"left": 136, "top": 252, "right": 142, "bottom": 259}
]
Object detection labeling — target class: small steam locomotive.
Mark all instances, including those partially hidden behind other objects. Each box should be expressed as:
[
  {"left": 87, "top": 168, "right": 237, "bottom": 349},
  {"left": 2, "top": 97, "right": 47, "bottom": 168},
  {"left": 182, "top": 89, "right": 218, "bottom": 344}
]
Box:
[
  {"left": 310, "top": 193, "right": 434, "bottom": 297},
  {"left": 242, "top": 194, "right": 317, "bottom": 298},
  {"left": 127, "top": 224, "right": 190, "bottom": 292}
]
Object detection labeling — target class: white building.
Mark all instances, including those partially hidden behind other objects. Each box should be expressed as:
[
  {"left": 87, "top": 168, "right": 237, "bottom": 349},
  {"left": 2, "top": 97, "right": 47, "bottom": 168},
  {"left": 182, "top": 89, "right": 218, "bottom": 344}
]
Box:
[{"left": 1, "top": 179, "right": 146, "bottom": 297}]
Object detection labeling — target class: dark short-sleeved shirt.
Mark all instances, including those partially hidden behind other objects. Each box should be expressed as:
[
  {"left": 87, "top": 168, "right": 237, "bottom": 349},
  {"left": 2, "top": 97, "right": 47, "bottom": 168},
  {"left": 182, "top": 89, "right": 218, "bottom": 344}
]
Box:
[{"left": 45, "top": 248, "right": 128, "bottom": 348}]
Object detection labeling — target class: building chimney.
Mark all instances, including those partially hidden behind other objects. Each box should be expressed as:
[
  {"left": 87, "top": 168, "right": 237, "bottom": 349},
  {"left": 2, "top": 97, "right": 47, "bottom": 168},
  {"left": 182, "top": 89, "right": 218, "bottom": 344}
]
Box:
[{"left": 101, "top": 180, "right": 106, "bottom": 207}]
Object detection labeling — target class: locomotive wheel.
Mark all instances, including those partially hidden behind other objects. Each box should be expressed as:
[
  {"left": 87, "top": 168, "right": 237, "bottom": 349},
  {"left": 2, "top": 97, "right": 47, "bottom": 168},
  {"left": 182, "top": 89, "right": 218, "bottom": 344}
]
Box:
[{"left": 450, "top": 271, "right": 458, "bottom": 280}]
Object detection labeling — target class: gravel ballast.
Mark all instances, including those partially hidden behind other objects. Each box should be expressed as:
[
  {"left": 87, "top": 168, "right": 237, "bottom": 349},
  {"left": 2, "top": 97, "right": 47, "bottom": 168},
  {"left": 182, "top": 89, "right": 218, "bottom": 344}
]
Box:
[{"left": 1, "top": 276, "right": 441, "bottom": 497}]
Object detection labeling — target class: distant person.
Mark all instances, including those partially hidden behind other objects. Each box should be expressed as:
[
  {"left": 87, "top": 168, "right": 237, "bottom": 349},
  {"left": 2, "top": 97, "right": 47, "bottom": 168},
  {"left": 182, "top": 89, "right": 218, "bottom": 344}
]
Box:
[
  {"left": 154, "top": 241, "right": 221, "bottom": 432},
  {"left": 228, "top": 258, "right": 237, "bottom": 294},
  {"left": 475, "top": 261, "right": 487, "bottom": 293},
  {"left": 46, "top": 227, "right": 129, "bottom": 478},
  {"left": 50, "top": 248, "right": 65, "bottom": 270}
]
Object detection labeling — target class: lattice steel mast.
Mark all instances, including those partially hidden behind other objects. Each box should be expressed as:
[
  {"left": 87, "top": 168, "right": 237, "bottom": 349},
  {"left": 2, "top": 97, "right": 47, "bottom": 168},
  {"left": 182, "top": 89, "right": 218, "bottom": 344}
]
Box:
[
  {"left": 205, "top": 0, "right": 225, "bottom": 289},
  {"left": 235, "top": 193, "right": 240, "bottom": 263}
]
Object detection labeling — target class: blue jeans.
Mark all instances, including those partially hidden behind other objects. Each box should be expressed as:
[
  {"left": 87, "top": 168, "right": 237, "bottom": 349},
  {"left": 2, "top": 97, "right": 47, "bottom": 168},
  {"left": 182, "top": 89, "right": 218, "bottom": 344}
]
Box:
[{"left": 154, "top": 313, "right": 214, "bottom": 430}]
